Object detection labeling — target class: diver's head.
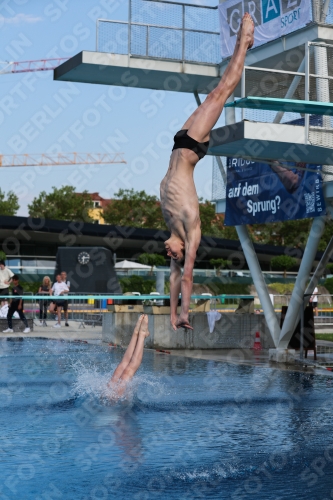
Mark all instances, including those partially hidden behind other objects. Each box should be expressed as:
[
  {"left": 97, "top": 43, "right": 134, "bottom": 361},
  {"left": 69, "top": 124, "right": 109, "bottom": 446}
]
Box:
[{"left": 164, "top": 236, "right": 185, "bottom": 263}]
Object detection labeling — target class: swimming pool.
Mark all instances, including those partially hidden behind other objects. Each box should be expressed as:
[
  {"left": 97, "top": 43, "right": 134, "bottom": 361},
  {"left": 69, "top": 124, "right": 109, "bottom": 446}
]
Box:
[{"left": 1, "top": 338, "right": 333, "bottom": 499}]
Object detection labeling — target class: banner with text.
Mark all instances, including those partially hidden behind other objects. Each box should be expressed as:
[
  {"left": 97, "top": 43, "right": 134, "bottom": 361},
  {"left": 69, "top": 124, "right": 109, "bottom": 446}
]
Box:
[
  {"left": 225, "top": 158, "right": 326, "bottom": 226},
  {"left": 218, "top": 0, "right": 312, "bottom": 58}
]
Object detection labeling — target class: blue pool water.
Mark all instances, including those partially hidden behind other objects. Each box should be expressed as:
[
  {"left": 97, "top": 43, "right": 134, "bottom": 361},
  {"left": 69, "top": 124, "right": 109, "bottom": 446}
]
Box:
[{"left": 1, "top": 338, "right": 333, "bottom": 499}]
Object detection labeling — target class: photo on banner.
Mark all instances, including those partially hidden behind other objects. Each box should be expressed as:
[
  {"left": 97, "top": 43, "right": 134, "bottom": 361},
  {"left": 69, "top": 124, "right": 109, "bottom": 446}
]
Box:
[{"left": 218, "top": 0, "right": 312, "bottom": 58}]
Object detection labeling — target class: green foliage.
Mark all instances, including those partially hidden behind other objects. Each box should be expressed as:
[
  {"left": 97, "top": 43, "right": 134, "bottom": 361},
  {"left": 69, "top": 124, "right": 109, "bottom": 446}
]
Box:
[
  {"left": 19, "top": 281, "right": 40, "bottom": 294},
  {"left": 326, "top": 263, "right": 333, "bottom": 273},
  {"left": 0, "top": 251, "right": 6, "bottom": 262},
  {"left": 119, "top": 276, "right": 156, "bottom": 295},
  {"left": 138, "top": 253, "right": 166, "bottom": 267},
  {"left": 0, "top": 189, "right": 19, "bottom": 216},
  {"left": 199, "top": 199, "right": 238, "bottom": 238},
  {"left": 316, "top": 334, "right": 333, "bottom": 342},
  {"left": 102, "top": 190, "right": 238, "bottom": 238},
  {"left": 210, "top": 258, "right": 231, "bottom": 269},
  {"left": 271, "top": 255, "right": 298, "bottom": 271},
  {"left": 28, "top": 186, "right": 94, "bottom": 222},
  {"left": 207, "top": 282, "right": 250, "bottom": 295},
  {"left": 103, "top": 189, "right": 166, "bottom": 229},
  {"left": 324, "top": 277, "right": 333, "bottom": 294},
  {"left": 269, "top": 282, "right": 294, "bottom": 294},
  {"left": 250, "top": 219, "right": 312, "bottom": 247}
]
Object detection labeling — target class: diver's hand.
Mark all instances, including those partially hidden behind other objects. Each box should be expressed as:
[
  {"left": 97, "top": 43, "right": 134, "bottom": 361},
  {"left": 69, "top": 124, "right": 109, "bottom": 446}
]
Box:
[{"left": 175, "top": 316, "right": 193, "bottom": 330}]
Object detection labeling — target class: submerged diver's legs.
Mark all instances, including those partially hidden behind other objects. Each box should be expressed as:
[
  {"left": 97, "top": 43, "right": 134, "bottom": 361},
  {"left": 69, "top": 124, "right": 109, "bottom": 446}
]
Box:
[
  {"left": 118, "top": 315, "right": 150, "bottom": 383},
  {"left": 108, "top": 315, "right": 144, "bottom": 385}
]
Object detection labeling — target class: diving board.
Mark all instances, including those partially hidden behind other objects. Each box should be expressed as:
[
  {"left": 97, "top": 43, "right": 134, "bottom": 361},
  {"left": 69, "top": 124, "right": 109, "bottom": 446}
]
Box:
[
  {"left": 225, "top": 97, "right": 333, "bottom": 116},
  {"left": 208, "top": 121, "right": 333, "bottom": 165},
  {"left": 54, "top": 51, "right": 220, "bottom": 94}
]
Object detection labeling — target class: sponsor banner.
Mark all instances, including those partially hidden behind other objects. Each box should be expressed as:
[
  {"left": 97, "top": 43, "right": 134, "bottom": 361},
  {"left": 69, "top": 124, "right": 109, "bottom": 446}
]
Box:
[
  {"left": 225, "top": 158, "right": 326, "bottom": 226},
  {"left": 218, "top": 0, "right": 312, "bottom": 58}
]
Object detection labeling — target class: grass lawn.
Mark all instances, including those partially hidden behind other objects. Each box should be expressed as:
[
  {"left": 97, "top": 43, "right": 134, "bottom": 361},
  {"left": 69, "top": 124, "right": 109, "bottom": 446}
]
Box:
[{"left": 316, "top": 334, "right": 333, "bottom": 342}]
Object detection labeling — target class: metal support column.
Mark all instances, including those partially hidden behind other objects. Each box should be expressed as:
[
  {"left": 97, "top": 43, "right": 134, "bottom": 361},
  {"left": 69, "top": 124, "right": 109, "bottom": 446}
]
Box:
[
  {"left": 279, "top": 216, "right": 326, "bottom": 347},
  {"left": 304, "top": 235, "right": 333, "bottom": 306},
  {"left": 224, "top": 94, "right": 281, "bottom": 346},
  {"left": 236, "top": 225, "right": 281, "bottom": 346}
]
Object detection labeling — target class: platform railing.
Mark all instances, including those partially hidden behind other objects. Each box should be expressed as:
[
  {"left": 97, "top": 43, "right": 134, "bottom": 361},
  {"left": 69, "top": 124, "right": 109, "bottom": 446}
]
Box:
[{"left": 96, "top": 0, "right": 220, "bottom": 66}]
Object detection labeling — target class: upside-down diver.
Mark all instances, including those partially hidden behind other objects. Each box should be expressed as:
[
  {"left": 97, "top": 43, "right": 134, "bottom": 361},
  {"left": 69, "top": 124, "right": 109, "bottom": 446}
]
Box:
[{"left": 160, "top": 13, "right": 255, "bottom": 330}]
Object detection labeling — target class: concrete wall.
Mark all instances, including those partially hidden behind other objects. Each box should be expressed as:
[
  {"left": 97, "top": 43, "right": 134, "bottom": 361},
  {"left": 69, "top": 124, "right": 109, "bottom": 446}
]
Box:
[
  {"left": 0, "top": 319, "right": 33, "bottom": 333},
  {"left": 102, "top": 313, "right": 274, "bottom": 349}
]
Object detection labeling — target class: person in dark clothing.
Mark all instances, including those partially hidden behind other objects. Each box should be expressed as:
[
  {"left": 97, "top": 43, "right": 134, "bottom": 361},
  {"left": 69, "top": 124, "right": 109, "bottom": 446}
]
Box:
[
  {"left": 2, "top": 275, "right": 30, "bottom": 333},
  {"left": 38, "top": 276, "right": 52, "bottom": 326}
]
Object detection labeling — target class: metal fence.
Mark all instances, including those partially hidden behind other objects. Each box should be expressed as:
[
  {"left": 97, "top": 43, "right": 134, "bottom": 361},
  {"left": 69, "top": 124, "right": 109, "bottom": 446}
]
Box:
[
  {"left": 96, "top": 0, "right": 220, "bottom": 65},
  {"left": 7, "top": 293, "right": 333, "bottom": 328}
]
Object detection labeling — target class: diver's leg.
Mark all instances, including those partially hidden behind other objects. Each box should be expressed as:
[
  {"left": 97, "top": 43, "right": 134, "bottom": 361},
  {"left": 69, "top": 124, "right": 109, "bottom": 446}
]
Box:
[
  {"left": 119, "top": 315, "right": 150, "bottom": 383},
  {"left": 182, "top": 13, "right": 254, "bottom": 143},
  {"left": 108, "top": 315, "right": 144, "bottom": 385}
]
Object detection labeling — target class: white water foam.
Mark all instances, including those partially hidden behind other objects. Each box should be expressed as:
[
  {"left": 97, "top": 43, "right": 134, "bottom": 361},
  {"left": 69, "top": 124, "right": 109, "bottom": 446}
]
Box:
[{"left": 71, "top": 359, "right": 168, "bottom": 406}]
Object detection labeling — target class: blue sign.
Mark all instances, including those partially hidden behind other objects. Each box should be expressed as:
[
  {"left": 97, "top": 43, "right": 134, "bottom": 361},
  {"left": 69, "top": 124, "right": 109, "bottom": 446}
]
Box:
[
  {"left": 262, "top": 0, "right": 281, "bottom": 23},
  {"left": 225, "top": 158, "right": 326, "bottom": 226}
]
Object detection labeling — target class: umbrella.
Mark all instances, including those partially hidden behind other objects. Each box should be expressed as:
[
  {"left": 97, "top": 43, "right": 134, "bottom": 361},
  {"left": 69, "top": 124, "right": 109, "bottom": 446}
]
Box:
[{"left": 114, "top": 260, "right": 151, "bottom": 269}]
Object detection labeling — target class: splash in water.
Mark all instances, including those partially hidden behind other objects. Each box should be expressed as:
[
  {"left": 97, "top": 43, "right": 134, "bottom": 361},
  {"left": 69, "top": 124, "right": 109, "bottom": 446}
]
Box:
[{"left": 71, "top": 359, "right": 168, "bottom": 406}]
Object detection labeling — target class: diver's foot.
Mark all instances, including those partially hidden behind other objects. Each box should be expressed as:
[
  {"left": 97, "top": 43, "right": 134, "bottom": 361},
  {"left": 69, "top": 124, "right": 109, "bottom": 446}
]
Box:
[
  {"left": 134, "top": 314, "right": 144, "bottom": 335},
  {"left": 238, "top": 13, "right": 254, "bottom": 50},
  {"left": 139, "top": 314, "right": 150, "bottom": 338}
]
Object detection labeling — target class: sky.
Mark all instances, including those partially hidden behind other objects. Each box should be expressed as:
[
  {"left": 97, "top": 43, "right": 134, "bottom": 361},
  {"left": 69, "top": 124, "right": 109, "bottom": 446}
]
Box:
[{"left": 0, "top": 0, "right": 223, "bottom": 216}]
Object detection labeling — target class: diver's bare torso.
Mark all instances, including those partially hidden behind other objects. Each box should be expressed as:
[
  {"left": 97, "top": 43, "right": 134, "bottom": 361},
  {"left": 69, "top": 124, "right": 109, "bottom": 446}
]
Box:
[{"left": 160, "top": 148, "right": 201, "bottom": 240}]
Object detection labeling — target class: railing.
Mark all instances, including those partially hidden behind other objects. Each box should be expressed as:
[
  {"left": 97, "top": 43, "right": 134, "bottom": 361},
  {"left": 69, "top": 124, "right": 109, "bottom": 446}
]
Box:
[
  {"left": 96, "top": 0, "right": 220, "bottom": 65},
  {"left": 5, "top": 294, "right": 333, "bottom": 327},
  {"left": 239, "top": 40, "right": 333, "bottom": 147}
]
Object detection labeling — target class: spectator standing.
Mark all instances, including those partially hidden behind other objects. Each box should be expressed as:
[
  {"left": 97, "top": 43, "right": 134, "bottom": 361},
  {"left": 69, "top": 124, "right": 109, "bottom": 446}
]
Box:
[
  {"left": 2, "top": 275, "right": 30, "bottom": 333},
  {"left": 38, "top": 276, "right": 52, "bottom": 326},
  {"left": 310, "top": 286, "right": 319, "bottom": 317},
  {"left": 61, "top": 271, "right": 70, "bottom": 327},
  {"left": 49, "top": 274, "right": 69, "bottom": 328},
  {"left": 0, "top": 260, "right": 14, "bottom": 306}
]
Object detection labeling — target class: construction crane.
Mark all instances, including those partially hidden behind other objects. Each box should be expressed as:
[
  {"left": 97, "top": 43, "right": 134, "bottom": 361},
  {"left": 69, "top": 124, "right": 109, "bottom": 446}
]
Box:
[
  {"left": 0, "top": 61, "right": 127, "bottom": 166},
  {"left": 0, "top": 58, "right": 69, "bottom": 75},
  {"left": 0, "top": 152, "right": 126, "bottom": 167}
]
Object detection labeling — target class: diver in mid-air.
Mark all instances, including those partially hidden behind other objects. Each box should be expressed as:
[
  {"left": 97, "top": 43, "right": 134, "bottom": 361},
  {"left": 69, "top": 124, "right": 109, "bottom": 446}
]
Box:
[{"left": 160, "top": 13, "right": 255, "bottom": 331}]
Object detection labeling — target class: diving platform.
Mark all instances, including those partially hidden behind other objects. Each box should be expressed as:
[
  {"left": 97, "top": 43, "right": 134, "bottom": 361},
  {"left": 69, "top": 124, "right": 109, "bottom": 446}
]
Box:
[
  {"left": 208, "top": 121, "right": 333, "bottom": 166},
  {"left": 54, "top": 51, "right": 220, "bottom": 94},
  {"left": 225, "top": 97, "right": 333, "bottom": 116}
]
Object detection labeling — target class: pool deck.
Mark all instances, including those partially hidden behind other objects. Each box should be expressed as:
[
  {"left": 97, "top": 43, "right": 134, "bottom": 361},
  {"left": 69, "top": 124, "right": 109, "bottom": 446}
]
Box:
[
  {"left": 0, "top": 320, "right": 103, "bottom": 342},
  {"left": 1, "top": 322, "right": 333, "bottom": 374}
]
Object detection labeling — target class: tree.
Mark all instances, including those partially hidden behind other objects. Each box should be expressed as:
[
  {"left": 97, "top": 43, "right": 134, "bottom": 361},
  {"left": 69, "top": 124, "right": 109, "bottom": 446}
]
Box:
[
  {"left": 0, "top": 189, "right": 19, "bottom": 216},
  {"left": 138, "top": 253, "right": 166, "bottom": 275},
  {"left": 326, "top": 263, "right": 333, "bottom": 274},
  {"left": 103, "top": 189, "right": 166, "bottom": 229},
  {"left": 199, "top": 199, "right": 238, "bottom": 239},
  {"left": 249, "top": 219, "right": 312, "bottom": 247},
  {"left": 28, "top": 186, "right": 94, "bottom": 222},
  {"left": 271, "top": 255, "right": 298, "bottom": 279},
  {"left": 209, "top": 258, "right": 231, "bottom": 276},
  {"left": 119, "top": 276, "right": 156, "bottom": 294},
  {"left": 324, "top": 277, "right": 333, "bottom": 294}
]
